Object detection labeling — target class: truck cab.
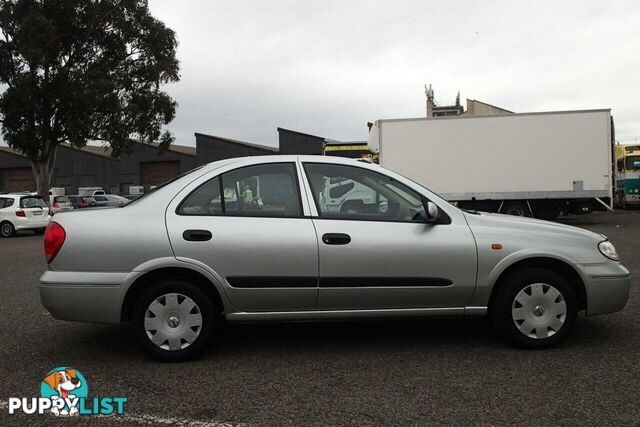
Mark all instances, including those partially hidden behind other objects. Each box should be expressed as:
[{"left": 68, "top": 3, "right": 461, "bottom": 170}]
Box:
[{"left": 615, "top": 144, "right": 640, "bottom": 208}]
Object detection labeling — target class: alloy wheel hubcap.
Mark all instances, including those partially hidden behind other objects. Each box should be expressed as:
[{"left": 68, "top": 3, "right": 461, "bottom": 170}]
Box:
[
  {"left": 144, "top": 293, "right": 203, "bottom": 351},
  {"left": 512, "top": 283, "right": 566, "bottom": 339},
  {"left": 1, "top": 224, "right": 10, "bottom": 235}
]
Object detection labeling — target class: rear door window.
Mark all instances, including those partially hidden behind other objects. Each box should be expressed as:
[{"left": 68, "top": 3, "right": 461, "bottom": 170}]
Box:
[{"left": 178, "top": 163, "right": 302, "bottom": 218}]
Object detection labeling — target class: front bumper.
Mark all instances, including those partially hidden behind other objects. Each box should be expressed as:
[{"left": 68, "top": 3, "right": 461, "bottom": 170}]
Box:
[
  {"left": 39, "top": 270, "right": 128, "bottom": 323},
  {"left": 580, "top": 262, "right": 632, "bottom": 315}
]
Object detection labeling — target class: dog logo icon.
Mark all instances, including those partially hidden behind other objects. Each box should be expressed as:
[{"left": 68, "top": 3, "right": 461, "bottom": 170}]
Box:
[{"left": 40, "top": 367, "right": 88, "bottom": 416}]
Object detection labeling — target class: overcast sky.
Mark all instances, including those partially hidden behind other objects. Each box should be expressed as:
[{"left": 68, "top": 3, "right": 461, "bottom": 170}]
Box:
[{"left": 146, "top": 0, "right": 640, "bottom": 148}]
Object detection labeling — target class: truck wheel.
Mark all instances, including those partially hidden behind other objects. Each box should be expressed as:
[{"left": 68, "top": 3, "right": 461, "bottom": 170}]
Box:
[
  {"left": 491, "top": 267, "right": 577, "bottom": 349},
  {"left": 1, "top": 221, "right": 15, "bottom": 238},
  {"left": 133, "top": 279, "right": 218, "bottom": 362},
  {"left": 502, "top": 201, "right": 530, "bottom": 217}
]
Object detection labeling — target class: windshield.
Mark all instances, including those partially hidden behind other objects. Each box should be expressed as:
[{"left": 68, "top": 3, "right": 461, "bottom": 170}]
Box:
[
  {"left": 625, "top": 156, "right": 640, "bottom": 170},
  {"left": 54, "top": 196, "right": 69, "bottom": 203}
]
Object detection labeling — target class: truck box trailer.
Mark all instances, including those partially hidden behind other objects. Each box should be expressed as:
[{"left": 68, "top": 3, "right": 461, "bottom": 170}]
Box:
[{"left": 367, "top": 109, "right": 614, "bottom": 219}]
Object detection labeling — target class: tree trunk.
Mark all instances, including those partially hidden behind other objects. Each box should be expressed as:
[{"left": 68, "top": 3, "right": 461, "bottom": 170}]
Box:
[{"left": 31, "top": 143, "right": 58, "bottom": 204}]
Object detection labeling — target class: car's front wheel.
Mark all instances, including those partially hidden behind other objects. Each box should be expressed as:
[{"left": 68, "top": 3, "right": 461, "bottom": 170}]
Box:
[
  {"left": 133, "top": 280, "right": 218, "bottom": 362},
  {"left": 491, "top": 267, "right": 578, "bottom": 349}
]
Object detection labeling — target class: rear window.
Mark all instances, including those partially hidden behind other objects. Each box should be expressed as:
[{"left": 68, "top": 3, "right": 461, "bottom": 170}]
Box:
[
  {"left": 20, "top": 196, "right": 47, "bottom": 208},
  {"left": 82, "top": 197, "right": 97, "bottom": 203},
  {"left": 54, "top": 196, "right": 69, "bottom": 203}
]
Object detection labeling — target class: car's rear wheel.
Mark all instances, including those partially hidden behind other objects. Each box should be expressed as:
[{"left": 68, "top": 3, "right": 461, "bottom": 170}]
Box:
[
  {"left": 133, "top": 280, "right": 217, "bottom": 362},
  {"left": 491, "top": 267, "right": 577, "bottom": 349},
  {"left": 0, "top": 221, "right": 15, "bottom": 238}
]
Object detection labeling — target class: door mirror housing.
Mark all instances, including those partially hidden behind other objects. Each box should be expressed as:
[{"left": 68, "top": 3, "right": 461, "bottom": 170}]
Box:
[
  {"left": 426, "top": 201, "right": 439, "bottom": 222},
  {"left": 634, "top": 161, "right": 640, "bottom": 169},
  {"left": 417, "top": 199, "right": 451, "bottom": 225}
]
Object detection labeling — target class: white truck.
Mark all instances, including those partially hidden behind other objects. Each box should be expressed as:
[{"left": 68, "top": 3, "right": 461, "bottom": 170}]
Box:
[{"left": 367, "top": 109, "right": 614, "bottom": 220}]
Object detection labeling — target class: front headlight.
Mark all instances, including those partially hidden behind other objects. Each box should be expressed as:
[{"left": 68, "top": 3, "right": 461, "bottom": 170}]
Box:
[{"left": 598, "top": 240, "right": 620, "bottom": 261}]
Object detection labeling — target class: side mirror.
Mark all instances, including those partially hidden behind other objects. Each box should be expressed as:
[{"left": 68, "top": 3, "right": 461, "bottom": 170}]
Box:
[
  {"left": 426, "top": 201, "right": 439, "bottom": 222},
  {"left": 634, "top": 161, "right": 640, "bottom": 169}
]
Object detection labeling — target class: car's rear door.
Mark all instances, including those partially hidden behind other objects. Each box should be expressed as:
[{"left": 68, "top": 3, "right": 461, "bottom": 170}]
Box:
[
  {"left": 302, "top": 161, "right": 477, "bottom": 310},
  {"left": 166, "top": 160, "right": 319, "bottom": 312}
]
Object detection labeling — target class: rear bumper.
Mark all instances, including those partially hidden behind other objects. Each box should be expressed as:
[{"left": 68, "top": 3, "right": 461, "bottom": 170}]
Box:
[
  {"left": 14, "top": 216, "right": 50, "bottom": 230},
  {"left": 39, "top": 270, "right": 128, "bottom": 323},
  {"left": 581, "top": 262, "right": 632, "bottom": 315}
]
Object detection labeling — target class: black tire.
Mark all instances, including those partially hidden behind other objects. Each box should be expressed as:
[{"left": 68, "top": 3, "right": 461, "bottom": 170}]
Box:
[
  {"left": 34, "top": 227, "right": 46, "bottom": 235},
  {"left": 502, "top": 201, "right": 531, "bottom": 217},
  {"left": 491, "top": 267, "right": 577, "bottom": 349},
  {"left": 133, "top": 279, "right": 218, "bottom": 362},
  {"left": 0, "top": 221, "right": 15, "bottom": 238}
]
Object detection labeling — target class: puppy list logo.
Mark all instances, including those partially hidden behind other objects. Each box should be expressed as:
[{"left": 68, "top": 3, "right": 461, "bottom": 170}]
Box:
[{"left": 8, "top": 367, "right": 127, "bottom": 416}]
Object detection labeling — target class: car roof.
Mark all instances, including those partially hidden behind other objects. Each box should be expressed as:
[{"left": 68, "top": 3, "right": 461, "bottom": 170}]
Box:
[
  {"left": 2, "top": 194, "right": 40, "bottom": 199},
  {"left": 198, "top": 155, "right": 374, "bottom": 173}
]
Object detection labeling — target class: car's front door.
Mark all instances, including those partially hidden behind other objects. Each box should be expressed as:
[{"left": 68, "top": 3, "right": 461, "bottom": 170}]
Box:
[
  {"left": 166, "top": 162, "right": 319, "bottom": 312},
  {"left": 302, "top": 162, "right": 477, "bottom": 310}
]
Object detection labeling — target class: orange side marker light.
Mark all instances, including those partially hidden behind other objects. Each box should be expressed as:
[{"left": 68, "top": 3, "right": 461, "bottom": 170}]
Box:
[{"left": 491, "top": 243, "right": 503, "bottom": 250}]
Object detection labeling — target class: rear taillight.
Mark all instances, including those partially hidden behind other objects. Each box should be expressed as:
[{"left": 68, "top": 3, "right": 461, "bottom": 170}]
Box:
[
  {"left": 79, "top": 202, "right": 87, "bottom": 208},
  {"left": 52, "top": 202, "right": 59, "bottom": 208},
  {"left": 16, "top": 209, "right": 25, "bottom": 217},
  {"left": 44, "top": 221, "right": 66, "bottom": 264}
]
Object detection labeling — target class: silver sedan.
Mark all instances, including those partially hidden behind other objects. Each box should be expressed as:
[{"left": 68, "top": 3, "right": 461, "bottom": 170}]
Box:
[{"left": 39, "top": 156, "right": 631, "bottom": 361}]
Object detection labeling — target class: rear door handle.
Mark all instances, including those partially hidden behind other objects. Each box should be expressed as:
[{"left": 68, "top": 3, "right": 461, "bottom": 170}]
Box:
[
  {"left": 183, "top": 229, "right": 212, "bottom": 242},
  {"left": 322, "top": 233, "right": 351, "bottom": 245}
]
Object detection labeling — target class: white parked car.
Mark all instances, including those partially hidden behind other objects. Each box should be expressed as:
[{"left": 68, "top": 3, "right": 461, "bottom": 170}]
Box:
[
  {"left": 51, "top": 195, "right": 74, "bottom": 214},
  {"left": 0, "top": 194, "right": 51, "bottom": 237}
]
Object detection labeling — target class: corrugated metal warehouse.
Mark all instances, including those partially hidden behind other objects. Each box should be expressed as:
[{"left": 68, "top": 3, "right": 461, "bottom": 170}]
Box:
[{"left": 0, "top": 128, "right": 369, "bottom": 194}]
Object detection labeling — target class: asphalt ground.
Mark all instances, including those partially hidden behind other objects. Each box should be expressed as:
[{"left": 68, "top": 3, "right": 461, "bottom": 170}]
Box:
[{"left": 1, "top": 210, "right": 639, "bottom": 426}]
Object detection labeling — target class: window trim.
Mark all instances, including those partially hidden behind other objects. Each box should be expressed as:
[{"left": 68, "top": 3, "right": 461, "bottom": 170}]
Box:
[
  {"left": 176, "top": 162, "right": 307, "bottom": 219},
  {"left": 302, "top": 162, "right": 450, "bottom": 225}
]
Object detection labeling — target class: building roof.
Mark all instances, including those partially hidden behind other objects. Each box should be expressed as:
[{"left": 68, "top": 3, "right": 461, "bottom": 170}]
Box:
[
  {"left": 60, "top": 143, "right": 114, "bottom": 159},
  {"left": 131, "top": 139, "right": 197, "bottom": 156},
  {"left": 277, "top": 127, "right": 325, "bottom": 140},
  {"left": 0, "top": 146, "right": 27, "bottom": 157},
  {"left": 1, "top": 139, "right": 197, "bottom": 161},
  {"left": 466, "top": 99, "right": 514, "bottom": 114},
  {"left": 195, "top": 132, "right": 279, "bottom": 152}
]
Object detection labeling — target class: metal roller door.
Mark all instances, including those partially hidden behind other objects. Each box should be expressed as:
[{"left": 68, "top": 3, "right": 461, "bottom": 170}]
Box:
[{"left": 1, "top": 167, "right": 36, "bottom": 192}]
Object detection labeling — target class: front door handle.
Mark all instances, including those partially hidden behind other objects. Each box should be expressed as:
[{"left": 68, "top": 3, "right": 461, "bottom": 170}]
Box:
[
  {"left": 322, "top": 233, "right": 351, "bottom": 245},
  {"left": 183, "top": 229, "right": 212, "bottom": 242}
]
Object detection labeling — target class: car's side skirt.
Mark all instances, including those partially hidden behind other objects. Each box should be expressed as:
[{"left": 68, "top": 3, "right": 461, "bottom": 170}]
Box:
[{"left": 225, "top": 306, "right": 487, "bottom": 322}]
